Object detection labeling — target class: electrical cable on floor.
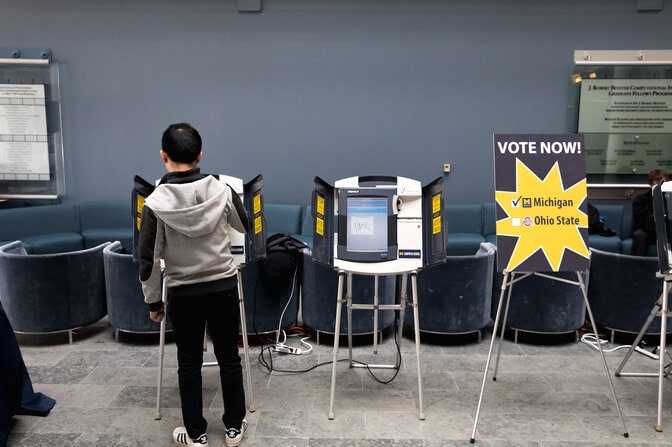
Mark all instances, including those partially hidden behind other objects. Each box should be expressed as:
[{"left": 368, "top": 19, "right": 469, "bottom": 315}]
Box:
[
  {"left": 352, "top": 316, "right": 402, "bottom": 385},
  {"left": 258, "top": 308, "right": 403, "bottom": 385},
  {"left": 274, "top": 265, "right": 298, "bottom": 345},
  {"left": 580, "top": 333, "right": 632, "bottom": 353},
  {"left": 580, "top": 333, "right": 669, "bottom": 361}
]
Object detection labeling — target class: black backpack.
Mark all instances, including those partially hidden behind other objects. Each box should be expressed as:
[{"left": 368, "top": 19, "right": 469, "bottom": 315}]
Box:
[{"left": 262, "top": 233, "right": 308, "bottom": 282}]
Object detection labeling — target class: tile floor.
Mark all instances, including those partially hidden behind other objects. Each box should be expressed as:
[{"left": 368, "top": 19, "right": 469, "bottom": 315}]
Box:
[{"left": 6, "top": 322, "right": 672, "bottom": 447}]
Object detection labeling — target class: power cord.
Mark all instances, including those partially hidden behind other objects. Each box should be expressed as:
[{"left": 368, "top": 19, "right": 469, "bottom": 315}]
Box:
[
  {"left": 580, "top": 333, "right": 668, "bottom": 362},
  {"left": 271, "top": 263, "right": 309, "bottom": 355},
  {"left": 258, "top": 309, "right": 403, "bottom": 386},
  {"left": 580, "top": 333, "right": 631, "bottom": 353}
]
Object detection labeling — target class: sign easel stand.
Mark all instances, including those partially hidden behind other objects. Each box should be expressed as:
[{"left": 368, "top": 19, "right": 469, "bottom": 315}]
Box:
[
  {"left": 469, "top": 270, "right": 629, "bottom": 443},
  {"left": 614, "top": 271, "right": 671, "bottom": 432},
  {"left": 155, "top": 266, "right": 256, "bottom": 419},
  {"left": 328, "top": 269, "right": 425, "bottom": 421}
]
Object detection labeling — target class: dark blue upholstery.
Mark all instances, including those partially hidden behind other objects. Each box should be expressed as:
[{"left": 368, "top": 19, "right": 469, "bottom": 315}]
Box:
[
  {"left": 404, "top": 243, "right": 495, "bottom": 336},
  {"left": 241, "top": 258, "right": 300, "bottom": 335},
  {"left": 79, "top": 200, "right": 134, "bottom": 249},
  {"left": 588, "top": 204, "right": 625, "bottom": 254},
  {"left": 445, "top": 204, "right": 486, "bottom": 255},
  {"left": 483, "top": 203, "right": 497, "bottom": 245},
  {"left": 587, "top": 248, "right": 671, "bottom": 335},
  {"left": 293, "top": 205, "right": 314, "bottom": 247},
  {"left": 301, "top": 251, "right": 395, "bottom": 335},
  {"left": 103, "top": 241, "right": 172, "bottom": 337},
  {"left": 492, "top": 269, "right": 586, "bottom": 335},
  {"left": 263, "top": 203, "right": 304, "bottom": 238},
  {"left": 0, "top": 204, "right": 83, "bottom": 253},
  {"left": 0, "top": 241, "right": 108, "bottom": 340}
]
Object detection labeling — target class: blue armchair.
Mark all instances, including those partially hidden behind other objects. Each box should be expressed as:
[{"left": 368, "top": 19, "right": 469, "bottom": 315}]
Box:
[
  {"left": 301, "top": 251, "right": 396, "bottom": 341},
  {"left": 103, "top": 241, "right": 172, "bottom": 340},
  {"left": 492, "top": 268, "right": 586, "bottom": 342},
  {"left": 404, "top": 243, "right": 495, "bottom": 340},
  {"left": 0, "top": 241, "right": 109, "bottom": 343},
  {"left": 587, "top": 248, "right": 671, "bottom": 340}
]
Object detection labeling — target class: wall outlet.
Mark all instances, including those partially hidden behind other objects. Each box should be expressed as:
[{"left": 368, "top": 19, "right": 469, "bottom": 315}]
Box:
[{"left": 443, "top": 163, "right": 451, "bottom": 173}]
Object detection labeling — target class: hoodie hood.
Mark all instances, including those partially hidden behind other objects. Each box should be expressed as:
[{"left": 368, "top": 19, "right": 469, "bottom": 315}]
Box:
[{"left": 146, "top": 175, "right": 229, "bottom": 238}]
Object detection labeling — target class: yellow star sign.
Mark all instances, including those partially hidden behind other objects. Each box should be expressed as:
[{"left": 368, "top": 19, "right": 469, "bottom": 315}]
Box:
[{"left": 496, "top": 159, "right": 589, "bottom": 271}]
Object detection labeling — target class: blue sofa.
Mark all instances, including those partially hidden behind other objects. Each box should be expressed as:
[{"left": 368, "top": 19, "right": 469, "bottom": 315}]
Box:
[
  {"left": 0, "top": 200, "right": 133, "bottom": 254},
  {"left": 445, "top": 204, "right": 487, "bottom": 255},
  {"left": 0, "top": 200, "right": 309, "bottom": 255}
]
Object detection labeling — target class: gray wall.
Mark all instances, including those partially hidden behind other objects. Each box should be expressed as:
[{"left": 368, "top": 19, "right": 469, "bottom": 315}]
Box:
[{"left": 1, "top": 0, "right": 670, "bottom": 204}]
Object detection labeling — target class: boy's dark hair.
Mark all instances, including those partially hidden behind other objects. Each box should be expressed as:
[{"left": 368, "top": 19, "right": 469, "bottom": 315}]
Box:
[{"left": 161, "top": 123, "right": 202, "bottom": 163}]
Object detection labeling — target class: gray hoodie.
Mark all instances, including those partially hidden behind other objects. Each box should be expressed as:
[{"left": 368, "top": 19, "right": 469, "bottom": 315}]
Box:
[{"left": 140, "top": 174, "right": 247, "bottom": 308}]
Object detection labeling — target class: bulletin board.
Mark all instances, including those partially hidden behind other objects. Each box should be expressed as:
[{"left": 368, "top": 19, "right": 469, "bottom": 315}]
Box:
[{"left": 0, "top": 48, "right": 64, "bottom": 199}]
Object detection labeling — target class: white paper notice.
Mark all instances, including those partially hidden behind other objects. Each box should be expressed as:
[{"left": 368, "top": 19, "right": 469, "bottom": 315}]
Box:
[{"left": 0, "top": 84, "right": 50, "bottom": 181}]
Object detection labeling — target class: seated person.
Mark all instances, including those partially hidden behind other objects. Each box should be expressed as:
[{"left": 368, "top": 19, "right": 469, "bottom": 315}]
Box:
[{"left": 631, "top": 169, "right": 669, "bottom": 256}]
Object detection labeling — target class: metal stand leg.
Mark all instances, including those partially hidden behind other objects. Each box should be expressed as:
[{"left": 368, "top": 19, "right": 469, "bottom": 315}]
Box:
[
  {"left": 615, "top": 275, "right": 670, "bottom": 432},
  {"left": 398, "top": 273, "right": 408, "bottom": 362},
  {"left": 493, "top": 272, "right": 519, "bottom": 380},
  {"left": 328, "top": 272, "right": 346, "bottom": 420},
  {"left": 155, "top": 277, "right": 168, "bottom": 420},
  {"left": 410, "top": 272, "right": 425, "bottom": 420},
  {"left": 471, "top": 271, "right": 509, "bottom": 442},
  {"left": 329, "top": 270, "right": 424, "bottom": 421},
  {"left": 615, "top": 295, "right": 664, "bottom": 377},
  {"left": 347, "top": 273, "right": 353, "bottom": 366},
  {"left": 373, "top": 275, "right": 380, "bottom": 354},
  {"left": 237, "top": 269, "right": 256, "bottom": 413},
  {"left": 471, "top": 271, "right": 629, "bottom": 442},
  {"left": 577, "top": 272, "right": 629, "bottom": 438},
  {"left": 656, "top": 280, "right": 669, "bottom": 432}
]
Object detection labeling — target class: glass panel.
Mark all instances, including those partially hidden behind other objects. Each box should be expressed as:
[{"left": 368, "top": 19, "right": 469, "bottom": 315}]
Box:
[
  {"left": 0, "top": 62, "right": 64, "bottom": 199},
  {"left": 567, "top": 64, "right": 672, "bottom": 185}
]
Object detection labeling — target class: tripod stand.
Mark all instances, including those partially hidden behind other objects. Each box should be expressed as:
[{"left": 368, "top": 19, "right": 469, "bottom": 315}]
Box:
[
  {"left": 614, "top": 271, "right": 671, "bottom": 432},
  {"left": 470, "top": 270, "right": 629, "bottom": 442},
  {"left": 154, "top": 266, "right": 256, "bottom": 420},
  {"left": 328, "top": 270, "right": 425, "bottom": 421}
]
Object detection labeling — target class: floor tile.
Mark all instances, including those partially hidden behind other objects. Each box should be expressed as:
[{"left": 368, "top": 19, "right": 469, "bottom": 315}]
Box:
[{"left": 9, "top": 324, "right": 672, "bottom": 445}]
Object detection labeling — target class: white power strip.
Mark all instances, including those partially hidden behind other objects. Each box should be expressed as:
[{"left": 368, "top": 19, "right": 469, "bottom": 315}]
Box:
[
  {"left": 272, "top": 344, "right": 302, "bottom": 355},
  {"left": 635, "top": 345, "right": 660, "bottom": 360}
]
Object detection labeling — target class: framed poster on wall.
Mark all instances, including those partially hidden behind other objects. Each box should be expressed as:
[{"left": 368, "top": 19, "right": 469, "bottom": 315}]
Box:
[
  {"left": 0, "top": 48, "right": 64, "bottom": 200},
  {"left": 568, "top": 50, "right": 672, "bottom": 190}
]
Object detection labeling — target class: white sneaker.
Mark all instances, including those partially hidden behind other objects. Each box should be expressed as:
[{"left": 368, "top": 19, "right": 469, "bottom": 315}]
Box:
[
  {"left": 173, "top": 427, "right": 209, "bottom": 446},
  {"left": 224, "top": 419, "right": 248, "bottom": 447}
]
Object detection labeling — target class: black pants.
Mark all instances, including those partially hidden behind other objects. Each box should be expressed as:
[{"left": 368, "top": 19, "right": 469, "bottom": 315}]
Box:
[{"left": 168, "top": 286, "right": 246, "bottom": 439}]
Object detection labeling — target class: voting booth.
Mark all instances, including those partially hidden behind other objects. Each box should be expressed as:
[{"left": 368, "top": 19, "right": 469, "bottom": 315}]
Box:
[
  {"left": 133, "top": 173, "right": 266, "bottom": 419},
  {"left": 311, "top": 175, "right": 445, "bottom": 420},
  {"left": 612, "top": 181, "right": 672, "bottom": 432}
]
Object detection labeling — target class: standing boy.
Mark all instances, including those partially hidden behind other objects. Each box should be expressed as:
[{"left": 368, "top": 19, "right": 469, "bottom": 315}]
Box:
[{"left": 138, "top": 123, "right": 249, "bottom": 447}]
